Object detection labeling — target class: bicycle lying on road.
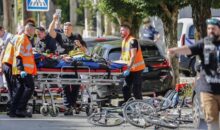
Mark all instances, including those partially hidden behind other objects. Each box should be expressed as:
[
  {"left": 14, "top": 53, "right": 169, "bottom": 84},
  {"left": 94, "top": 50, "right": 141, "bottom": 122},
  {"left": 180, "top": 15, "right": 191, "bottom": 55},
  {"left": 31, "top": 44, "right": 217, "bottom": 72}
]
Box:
[{"left": 87, "top": 97, "right": 155, "bottom": 127}]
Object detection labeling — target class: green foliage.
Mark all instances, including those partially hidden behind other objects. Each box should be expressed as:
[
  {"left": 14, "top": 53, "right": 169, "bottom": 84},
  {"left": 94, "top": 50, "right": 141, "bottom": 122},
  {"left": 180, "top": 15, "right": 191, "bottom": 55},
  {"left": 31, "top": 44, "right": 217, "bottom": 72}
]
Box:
[
  {"left": 211, "top": 0, "right": 220, "bottom": 8},
  {"left": 17, "top": 0, "right": 23, "bottom": 23},
  {"left": 127, "top": 0, "right": 188, "bottom": 17},
  {"left": 53, "top": 0, "right": 70, "bottom": 23},
  {"left": 98, "top": 0, "right": 143, "bottom": 19}
]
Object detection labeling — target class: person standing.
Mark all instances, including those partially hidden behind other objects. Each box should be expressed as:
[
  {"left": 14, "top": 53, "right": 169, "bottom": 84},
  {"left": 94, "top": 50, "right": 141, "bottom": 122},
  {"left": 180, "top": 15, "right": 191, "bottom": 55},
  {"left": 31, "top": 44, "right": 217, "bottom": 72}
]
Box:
[
  {"left": 0, "top": 35, "right": 20, "bottom": 117},
  {"left": 35, "top": 26, "right": 57, "bottom": 54},
  {"left": 120, "top": 22, "right": 145, "bottom": 103},
  {"left": 0, "top": 26, "right": 13, "bottom": 88},
  {"left": 168, "top": 18, "right": 220, "bottom": 130},
  {"left": 12, "top": 23, "right": 37, "bottom": 117},
  {"left": 140, "top": 17, "right": 160, "bottom": 43},
  {"left": 48, "top": 13, "right": 87, "bottom": 115}
]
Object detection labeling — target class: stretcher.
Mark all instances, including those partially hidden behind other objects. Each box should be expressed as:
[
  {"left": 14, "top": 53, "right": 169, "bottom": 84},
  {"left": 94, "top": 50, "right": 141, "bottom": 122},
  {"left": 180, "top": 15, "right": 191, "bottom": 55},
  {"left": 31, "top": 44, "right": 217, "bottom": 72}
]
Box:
[
  {"left": 34, "top": 65, "right": 127, "bottom": 117},
  {"left": 0, "top": 87, "right": 9, "bottom": 105},
  {"left": 36, "top": 66, "right": 125, "bottom": 86}
]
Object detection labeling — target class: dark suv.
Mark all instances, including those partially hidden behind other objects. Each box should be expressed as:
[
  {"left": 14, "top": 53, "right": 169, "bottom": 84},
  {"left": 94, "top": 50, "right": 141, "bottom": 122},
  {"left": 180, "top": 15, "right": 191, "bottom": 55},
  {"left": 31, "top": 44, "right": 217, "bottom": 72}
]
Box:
[{"left": 91, "top": 39, "right": 174, "bottom": 98}]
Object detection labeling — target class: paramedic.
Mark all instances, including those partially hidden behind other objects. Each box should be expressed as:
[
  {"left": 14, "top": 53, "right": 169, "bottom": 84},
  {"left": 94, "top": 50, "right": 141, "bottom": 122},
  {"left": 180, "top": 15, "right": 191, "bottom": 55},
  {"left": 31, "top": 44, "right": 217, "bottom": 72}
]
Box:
[
  {"left": 12, "top": 23, "right": 37, "bottom": 117},
  {"left": 49, "top": 13, "right": 87, "bottom": 115},
  {"left": 120, "top": 22, "right": 145, "bottom": 102},
  {"left": 0, "top": 35, "right": 19, "bottom": 117},
  {"left": 168, "top": 18, "right": 220, "bottom": 130},
  {"left": 0, "top": 26, "right": 14, "bottom": 114},
  {"left": 0, "top": 26, "right": 13, "bottom": 88}
]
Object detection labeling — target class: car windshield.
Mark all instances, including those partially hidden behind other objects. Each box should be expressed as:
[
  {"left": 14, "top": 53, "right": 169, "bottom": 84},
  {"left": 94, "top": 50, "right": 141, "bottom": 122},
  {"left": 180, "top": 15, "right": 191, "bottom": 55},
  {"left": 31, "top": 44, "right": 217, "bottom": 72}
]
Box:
[
  {"left": 177, "top": 23, "right": 183, "bottom": 41},
  {"left": 91, "top": 45, "right": 103, "bottom": 56},
  {"left": 141, "top": 45, "right": 161, "bottom": 58},
  {"left": 108, "top": 48, "right": 121, "bottom": 61}
]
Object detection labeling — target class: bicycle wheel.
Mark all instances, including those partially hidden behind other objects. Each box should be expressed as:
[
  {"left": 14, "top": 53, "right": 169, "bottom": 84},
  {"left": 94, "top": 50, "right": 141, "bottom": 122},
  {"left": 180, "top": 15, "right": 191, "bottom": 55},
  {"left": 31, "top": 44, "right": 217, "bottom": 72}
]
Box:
[
  {"left": 145, "top": 96, "right": 172, "bottom": 110},
  {"left": 87, "top": 112, "right": 124, "bottom": 127},
  {"left": 144, "top": 115, "right": 179, "bottom": 129},
  {"left": 123, "top": 100, "right": 155, "bottom": 128}
]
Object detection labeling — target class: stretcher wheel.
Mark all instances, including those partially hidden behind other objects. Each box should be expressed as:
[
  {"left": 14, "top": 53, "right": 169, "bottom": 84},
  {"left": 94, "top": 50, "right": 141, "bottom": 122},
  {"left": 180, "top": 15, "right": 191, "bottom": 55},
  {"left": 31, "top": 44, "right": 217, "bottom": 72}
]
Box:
[
  {"left": 40, "top": 106, "right": 49, "bottom": 116},
  {"left": 86, "top": 105, "right": 92, "bottom": 116},
  {"left": 49, "top": 107, "right": 59, "bottom": 117}
]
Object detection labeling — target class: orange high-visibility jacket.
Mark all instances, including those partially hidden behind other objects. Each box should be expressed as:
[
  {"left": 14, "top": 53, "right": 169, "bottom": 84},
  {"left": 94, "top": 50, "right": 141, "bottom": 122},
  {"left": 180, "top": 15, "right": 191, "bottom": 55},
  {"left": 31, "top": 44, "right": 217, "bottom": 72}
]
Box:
[
  {"left": 121, "top": 36, "right": 145, "bottom": 72},
  {"left": 2, "top": 35, "right": 19, "bottom": 65},
  {"left": 12, "top": 34, "right": 37, "bottom": 75}
]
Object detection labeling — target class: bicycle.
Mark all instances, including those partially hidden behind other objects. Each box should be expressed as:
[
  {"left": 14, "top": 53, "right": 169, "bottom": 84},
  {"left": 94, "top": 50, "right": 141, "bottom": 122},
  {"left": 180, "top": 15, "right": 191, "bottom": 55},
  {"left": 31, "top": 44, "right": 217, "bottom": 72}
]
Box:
[
  {"left": 87, "top": 98, "right": 141, "bottom": 127},
  {"left": 143, "top": 88, "right": 193, "bottom": 129},
  {"left": 123, "top": 96, "right": 171, "bottom": 128}
]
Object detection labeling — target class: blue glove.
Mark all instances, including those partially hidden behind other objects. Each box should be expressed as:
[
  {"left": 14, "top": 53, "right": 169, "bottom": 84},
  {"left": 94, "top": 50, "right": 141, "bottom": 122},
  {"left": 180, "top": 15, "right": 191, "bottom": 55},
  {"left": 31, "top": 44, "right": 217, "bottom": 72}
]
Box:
[
  {"left": 20, "top": 71, "right": 27, "bottom": 78},
  {"left": 123, "top": 69, "right": 130, "bottom": 77}
]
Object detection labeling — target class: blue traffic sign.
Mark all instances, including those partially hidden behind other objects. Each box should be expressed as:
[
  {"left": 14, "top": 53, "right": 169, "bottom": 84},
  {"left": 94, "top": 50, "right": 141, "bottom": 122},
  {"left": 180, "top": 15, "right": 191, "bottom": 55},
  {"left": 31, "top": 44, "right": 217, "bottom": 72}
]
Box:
[{"left": 26, "top": 0, "right": 49, "bottom": 11}]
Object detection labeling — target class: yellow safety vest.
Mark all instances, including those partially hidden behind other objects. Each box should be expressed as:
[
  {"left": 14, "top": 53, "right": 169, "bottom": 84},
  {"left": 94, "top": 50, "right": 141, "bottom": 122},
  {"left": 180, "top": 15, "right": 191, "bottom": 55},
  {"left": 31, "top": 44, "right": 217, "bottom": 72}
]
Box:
[
  {"left": 2, "top": 35, "right": 19, "bottom": 65},
  {"left": 121, "top": 36, "right": 145, "bottom": 72},
  {"left": 12, "top": 34, "right": 37, "bottom": 75}
]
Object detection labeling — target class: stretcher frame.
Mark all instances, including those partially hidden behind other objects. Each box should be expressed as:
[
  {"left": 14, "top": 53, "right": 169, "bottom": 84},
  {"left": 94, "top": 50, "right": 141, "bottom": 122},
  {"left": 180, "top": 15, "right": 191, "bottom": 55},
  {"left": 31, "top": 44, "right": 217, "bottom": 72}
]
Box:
[{"left": 34, "top": 66, "right": 125, "bottom": 116}]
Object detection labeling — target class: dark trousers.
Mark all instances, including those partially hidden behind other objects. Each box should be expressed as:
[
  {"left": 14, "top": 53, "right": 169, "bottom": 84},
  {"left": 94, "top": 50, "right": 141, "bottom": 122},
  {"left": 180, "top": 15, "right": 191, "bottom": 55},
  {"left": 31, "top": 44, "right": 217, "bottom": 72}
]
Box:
[
  {"left": 63, "top": 85, "right": 80, "bottom": 108},
  {"left": 62, "top": 74, "right": 80, "bottom": 108},
  {"left": 3, "top": 63, "right": 16, "bottom": 101},
  {"left": 3, "top": 63, "right": 17, "bottom": 113},
  {"left": 12, "top": 74, "right": 35, "bottom": 112},
  {"left": 122, "top": 70, "right": 143, "bottom": 102}
]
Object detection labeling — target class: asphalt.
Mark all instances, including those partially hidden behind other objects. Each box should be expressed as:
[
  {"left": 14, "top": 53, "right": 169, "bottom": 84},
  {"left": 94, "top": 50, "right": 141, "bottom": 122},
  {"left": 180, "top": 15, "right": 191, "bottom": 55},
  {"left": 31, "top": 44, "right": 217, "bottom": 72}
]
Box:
[{"left": 0, "top": 108, "right": 206, "bottom": 130}]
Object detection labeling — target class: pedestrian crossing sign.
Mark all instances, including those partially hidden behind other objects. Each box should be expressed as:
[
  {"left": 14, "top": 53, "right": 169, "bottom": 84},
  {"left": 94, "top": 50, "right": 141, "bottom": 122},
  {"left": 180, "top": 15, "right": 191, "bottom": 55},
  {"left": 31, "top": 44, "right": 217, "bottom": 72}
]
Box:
[{"left": 26, "top": 0, "right": 49, "bottom": 11}]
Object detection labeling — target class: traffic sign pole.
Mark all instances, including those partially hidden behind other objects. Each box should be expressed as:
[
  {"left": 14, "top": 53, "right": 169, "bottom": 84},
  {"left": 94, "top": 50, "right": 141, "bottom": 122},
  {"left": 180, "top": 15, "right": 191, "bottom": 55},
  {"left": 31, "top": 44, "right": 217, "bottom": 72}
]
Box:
[
  {"left": 37, "top": 12, "right": 40, "bottom": 26},
  {"left": 26, "top": 0, "right": 49, "bottom": 26}
]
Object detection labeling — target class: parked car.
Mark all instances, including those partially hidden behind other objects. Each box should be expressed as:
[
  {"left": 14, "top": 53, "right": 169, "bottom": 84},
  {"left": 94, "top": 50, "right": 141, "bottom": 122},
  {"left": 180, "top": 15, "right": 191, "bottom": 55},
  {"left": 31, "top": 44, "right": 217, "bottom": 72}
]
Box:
[
  {"left": 91, "top": 39, "right": 174, "bottom": 99},
  {"left": 177, "top": 18, "right": 197, "bottom": 76},
  {"left": 84, "top": 36, "right": 121, "bottom": 53}
]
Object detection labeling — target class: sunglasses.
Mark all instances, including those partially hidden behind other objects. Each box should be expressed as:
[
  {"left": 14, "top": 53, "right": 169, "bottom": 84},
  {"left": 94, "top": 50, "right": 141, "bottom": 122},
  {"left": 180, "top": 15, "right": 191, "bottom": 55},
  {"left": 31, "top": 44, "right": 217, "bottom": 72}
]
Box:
[{"left": 206, "top": 19, "right": 220, "bottom": 26}]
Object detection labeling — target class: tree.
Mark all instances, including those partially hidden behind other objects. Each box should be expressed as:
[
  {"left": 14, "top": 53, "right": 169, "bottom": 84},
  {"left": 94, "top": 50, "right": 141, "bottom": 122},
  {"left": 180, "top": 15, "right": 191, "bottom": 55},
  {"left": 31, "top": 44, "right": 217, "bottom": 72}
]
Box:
[
  {"left": 3, "top": 0, "right": 14, "bottom": 32},
  {"left": 53, "top": 0, "right": 70, "bottom": 23},
  {"left": 98, "top": 0, "right": 144, "bottom": 37},
  {"left": 190, "top": 0, "right": 211, "bottom": 40},
  {"left": 189, "top": 0, "right": 220, "bottom": 40}
]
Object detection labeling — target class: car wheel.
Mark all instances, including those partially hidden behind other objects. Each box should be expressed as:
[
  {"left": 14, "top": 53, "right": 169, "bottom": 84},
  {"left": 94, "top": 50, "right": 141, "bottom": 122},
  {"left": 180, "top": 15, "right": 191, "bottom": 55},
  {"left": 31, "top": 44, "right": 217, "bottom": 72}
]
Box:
[{"left": 192, "top": 94, "right": 207, "bottom": 129}]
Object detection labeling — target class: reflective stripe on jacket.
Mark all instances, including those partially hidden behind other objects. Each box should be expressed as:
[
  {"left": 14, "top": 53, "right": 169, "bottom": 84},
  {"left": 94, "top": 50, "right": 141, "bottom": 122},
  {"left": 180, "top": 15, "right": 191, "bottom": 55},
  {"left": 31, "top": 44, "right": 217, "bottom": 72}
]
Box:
[
  {"left": 12, "top": 34, "right": 37, "bottom": 75},
  {"left": 121, "top": 36, "right": 145, "bottom": 72},
  {"left": 2, "top": 35, "right": 19, "bottom": 65}
]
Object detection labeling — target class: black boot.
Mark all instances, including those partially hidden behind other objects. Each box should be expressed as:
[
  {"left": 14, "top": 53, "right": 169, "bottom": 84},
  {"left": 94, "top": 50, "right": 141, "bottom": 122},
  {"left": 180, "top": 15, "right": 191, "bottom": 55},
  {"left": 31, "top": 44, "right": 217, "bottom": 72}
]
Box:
[
  {"left": 15, "top": 110, "right": 32, "bottom": 118},
  {"left": 64, "top": 107, "right": 73, "bottom": 116}
]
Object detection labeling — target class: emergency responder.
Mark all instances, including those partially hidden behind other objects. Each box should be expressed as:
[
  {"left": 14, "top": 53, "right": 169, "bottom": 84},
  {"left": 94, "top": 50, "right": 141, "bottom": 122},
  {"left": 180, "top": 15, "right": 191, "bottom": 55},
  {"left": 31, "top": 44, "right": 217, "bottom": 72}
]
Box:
[
  {"left": 0, "top": 26, "right": 13, "bottom": 88},
  {"left": 168, "top": 18, "right": 220, "bottom": 130},
  {"left": 0, "top": 26, "right": 14, "bottom": 115},
  {"left": 0, "top": 35, "right": 19, "bottom": 117},
  {"left": 12, "top": 23, "right": 37, "bottom": 117},
  {"left": 35, "top": 26, "right": 57, "bottom": 53},
  {"left": 120, "top": 22, "right": 145, "bottom": 103},
  {"left": 48, "top": 13, "right": 87, "bottom": 115}
]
